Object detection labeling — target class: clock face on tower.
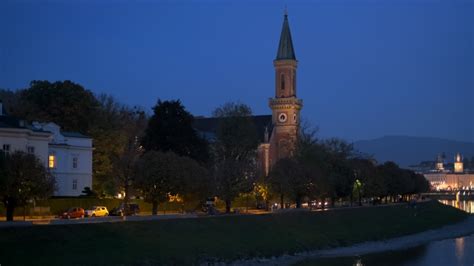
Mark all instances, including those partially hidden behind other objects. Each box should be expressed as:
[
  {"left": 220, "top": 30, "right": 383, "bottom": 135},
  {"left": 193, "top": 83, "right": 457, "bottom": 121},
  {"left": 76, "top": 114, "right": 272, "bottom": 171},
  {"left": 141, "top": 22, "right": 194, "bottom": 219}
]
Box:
[{"left": 278, "top": 113, "right": 287, "bottom": 123}]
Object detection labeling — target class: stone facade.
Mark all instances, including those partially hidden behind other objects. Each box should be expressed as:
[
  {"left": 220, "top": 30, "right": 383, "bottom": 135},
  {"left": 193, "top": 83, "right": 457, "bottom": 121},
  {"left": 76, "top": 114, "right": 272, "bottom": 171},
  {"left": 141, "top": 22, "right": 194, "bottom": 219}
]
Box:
[{"left": 258, "top": 13, "right": 302, "bottom": 176}]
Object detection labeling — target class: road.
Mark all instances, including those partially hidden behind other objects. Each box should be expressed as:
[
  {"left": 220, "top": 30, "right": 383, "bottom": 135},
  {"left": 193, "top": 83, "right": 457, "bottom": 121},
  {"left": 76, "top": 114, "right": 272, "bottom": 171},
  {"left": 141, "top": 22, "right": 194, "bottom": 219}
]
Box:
[{"left": 0, "top": 213, "right": 199, "bottom": 228}]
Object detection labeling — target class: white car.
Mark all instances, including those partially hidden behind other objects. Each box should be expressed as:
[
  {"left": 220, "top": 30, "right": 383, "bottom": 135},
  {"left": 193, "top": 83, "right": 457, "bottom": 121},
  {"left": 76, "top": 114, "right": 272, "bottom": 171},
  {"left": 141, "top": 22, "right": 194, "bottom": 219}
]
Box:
[{"left": 85, "top": 206, "right": 109, "bottom": 217}]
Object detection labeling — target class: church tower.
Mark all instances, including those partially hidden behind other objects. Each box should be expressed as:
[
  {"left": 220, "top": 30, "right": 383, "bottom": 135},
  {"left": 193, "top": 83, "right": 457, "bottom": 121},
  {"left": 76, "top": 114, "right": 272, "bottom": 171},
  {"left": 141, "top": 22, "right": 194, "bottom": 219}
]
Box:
[
  {"left": 269, "top": 12, "right": 303, "bottom": 164},
  {"left": 454, "top": 152, "right": 464, "bottom": 173}
]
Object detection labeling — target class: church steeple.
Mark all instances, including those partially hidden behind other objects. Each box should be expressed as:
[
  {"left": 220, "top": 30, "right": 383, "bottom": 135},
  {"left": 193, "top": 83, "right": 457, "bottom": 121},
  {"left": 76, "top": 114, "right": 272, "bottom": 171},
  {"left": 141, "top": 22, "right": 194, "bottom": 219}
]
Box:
[
  {"left": 276, "top": 12, "right": 296, "bottom": 60},
  {"left": 268, "top": 10, "right": 302, "bottom": 162}
]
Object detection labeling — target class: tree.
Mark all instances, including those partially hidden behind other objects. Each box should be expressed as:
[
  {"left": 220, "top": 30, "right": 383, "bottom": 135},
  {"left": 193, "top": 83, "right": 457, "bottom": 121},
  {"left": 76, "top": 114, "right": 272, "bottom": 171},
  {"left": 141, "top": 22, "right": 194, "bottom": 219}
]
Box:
[
  {"left": 111, "top": 107, "right": 147, "bottom": 205},
  {"left": 88, "top": 94, "right": 126, "bottom": 195},
  {"left": 141, "top": 99, "right": 209, "bottom": 163},
  {"left": 0, "top": 89, "right": 20, "bottom": 115},
  {"left": 0, "top": 151, "right": 55, "bottom": 221},
  {"left": 378, "top": 162, "right": 403, "bottom": 202},
  {"left": 269, "top": 158, "right": 306, "bottom": 208},
  {"left": 412, "top": 172, "right": 430, "bottom": 194},
  {"left": 173, "top": 156, "right": 210, "bottom": 210},
  {"left": 134, "top": 151, "right": 178, "bottom": 215},
  {"left": 212, "top": 102, "right": 259, "bottom": 213},
  {"left": 134, "top": 151, "right": 208, "bottom": 215},
  {"left": 349, "top": 158, "right": 379, "bottom": 204},
  {"left": 13, "top": 80, "right": 99, "bottom": 133},
  {"left": 80, "top": 94, "right": 148, "bottom": 197},
  {"left": 295, "top": 129, "right": 354, "bottom": 207}
]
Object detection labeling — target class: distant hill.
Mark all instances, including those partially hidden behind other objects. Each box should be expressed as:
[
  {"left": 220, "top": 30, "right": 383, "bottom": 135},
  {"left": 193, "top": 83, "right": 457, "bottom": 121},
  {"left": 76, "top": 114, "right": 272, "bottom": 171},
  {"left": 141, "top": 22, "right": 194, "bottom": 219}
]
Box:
[{"left": 353, "top": 136, "right": 474, "bottom": 168}]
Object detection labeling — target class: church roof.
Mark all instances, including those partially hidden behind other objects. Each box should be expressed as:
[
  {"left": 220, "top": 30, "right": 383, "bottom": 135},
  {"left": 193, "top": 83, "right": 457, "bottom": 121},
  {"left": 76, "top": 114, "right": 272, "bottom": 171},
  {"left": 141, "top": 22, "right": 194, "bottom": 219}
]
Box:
[
  {"left": 193, "top": 115, "right": 273, "bottom": 143},
  {"left": 276, "top": 13, "right": 296, "bottom": 60}
]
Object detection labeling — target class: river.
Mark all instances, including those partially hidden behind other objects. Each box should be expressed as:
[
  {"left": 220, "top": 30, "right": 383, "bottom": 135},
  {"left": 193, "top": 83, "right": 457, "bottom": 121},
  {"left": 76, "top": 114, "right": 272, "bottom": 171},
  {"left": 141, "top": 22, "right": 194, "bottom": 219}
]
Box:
[
  {"left": 298, "top": 200, "right": 474, "bottom": 266},
  {"left": 439, "top": 199, "right": 474, "bottom": 214}
]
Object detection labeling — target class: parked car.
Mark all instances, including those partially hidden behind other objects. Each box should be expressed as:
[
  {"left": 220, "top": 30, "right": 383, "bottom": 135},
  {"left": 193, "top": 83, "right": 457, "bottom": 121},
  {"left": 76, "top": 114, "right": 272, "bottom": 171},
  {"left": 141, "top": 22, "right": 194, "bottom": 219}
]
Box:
[
  {"left": 85, "top": 206, "right": 109, "bottom": 217},
  {"left": 109, "top": 203, "right": 140, "bottom": 216},
  {"left": 60, "top": 207, "right": 85, "bottom": 219}
]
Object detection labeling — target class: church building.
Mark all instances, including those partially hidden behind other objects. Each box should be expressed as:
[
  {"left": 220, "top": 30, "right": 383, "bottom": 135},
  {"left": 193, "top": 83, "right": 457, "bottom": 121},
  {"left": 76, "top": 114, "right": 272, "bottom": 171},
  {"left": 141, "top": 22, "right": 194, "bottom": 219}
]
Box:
[
  {"left": 258, "top": 12, "right": 302, "bottom": 176},
  {"left": 194, "top": 13, "right": 302, "bottom": 176}
]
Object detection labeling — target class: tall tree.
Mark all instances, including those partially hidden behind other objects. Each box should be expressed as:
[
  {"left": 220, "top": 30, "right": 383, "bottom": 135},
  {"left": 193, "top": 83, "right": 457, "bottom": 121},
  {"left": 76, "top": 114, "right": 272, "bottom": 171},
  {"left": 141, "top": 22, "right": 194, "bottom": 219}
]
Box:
[
  {"left": 0, "top": 152, "right": 55, "bottom": 221},
  {"left": 212, "top": 102, "right": 259, "bottom": 213},
  {"left": 173, "top": 156, "right": 210, "bottom": 210},
  {"left": 14, "top": 80, "right": 99, "bottom": 133},
  {"left": 141, "top": 99, "right": 209, "bottom": 163},
  {"left": 134, "top": 151, "right": 178, "bottom": 215},
  {"left": 0, "top": 89, "right": 20, "bottom": 115},
  {"left": 111, "top": 107, "right": 147, "bottom": 204},
  {"left": 269, "top": 158, "right": 306, "bottom": 208}
]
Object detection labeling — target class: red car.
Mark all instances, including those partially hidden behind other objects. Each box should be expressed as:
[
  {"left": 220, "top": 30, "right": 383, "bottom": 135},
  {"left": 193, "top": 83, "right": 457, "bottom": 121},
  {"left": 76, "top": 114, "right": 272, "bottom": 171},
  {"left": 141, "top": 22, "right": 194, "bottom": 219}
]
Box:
[{"left": 60, "top": 207, "right": 85, "bottom": 219}]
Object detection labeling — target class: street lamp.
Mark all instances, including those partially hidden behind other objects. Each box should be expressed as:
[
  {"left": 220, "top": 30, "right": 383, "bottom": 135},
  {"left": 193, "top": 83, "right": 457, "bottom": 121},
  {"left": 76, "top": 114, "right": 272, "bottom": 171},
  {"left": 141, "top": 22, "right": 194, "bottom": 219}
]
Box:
[{"left": 354, "top": 179, "right": 363, "bottom": 206}]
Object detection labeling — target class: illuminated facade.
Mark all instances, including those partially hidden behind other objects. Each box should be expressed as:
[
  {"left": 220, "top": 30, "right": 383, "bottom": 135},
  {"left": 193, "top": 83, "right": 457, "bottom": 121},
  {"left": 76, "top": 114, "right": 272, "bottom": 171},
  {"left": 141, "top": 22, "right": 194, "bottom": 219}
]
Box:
[
  {"left": 258, "top": 12, "right": 302, "bottom": 176},
  {"left": 0, "top": 104, "right": 93, "bottom": 196},
  {"left": 454, "top": 152, "right": 464, "bottom": 173},
  {"left": 424, "top": 152, "right": 473, "bottom": 191},
  {"left": 38, "top": 122, "right": 93, "bottom": 196}
]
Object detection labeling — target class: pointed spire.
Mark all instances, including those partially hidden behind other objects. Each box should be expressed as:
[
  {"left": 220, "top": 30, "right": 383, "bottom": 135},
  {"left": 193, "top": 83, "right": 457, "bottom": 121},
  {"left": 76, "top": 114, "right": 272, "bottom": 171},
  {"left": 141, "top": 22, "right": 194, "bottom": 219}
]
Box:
[{"left": 276, "top": 10, "right": 296, "bottom": 60}]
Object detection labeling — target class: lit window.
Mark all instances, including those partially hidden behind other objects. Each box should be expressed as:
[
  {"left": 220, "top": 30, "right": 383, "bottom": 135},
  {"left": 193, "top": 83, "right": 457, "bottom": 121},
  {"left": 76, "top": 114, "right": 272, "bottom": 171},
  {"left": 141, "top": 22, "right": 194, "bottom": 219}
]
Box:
[
  {"left": 27, "top": 146, "right": 35, "bottom": 154},
  {"left": 48, "top": 155, "right": 55, "bottom": 168},
  {"left": 72, "top": 157, "right": 78, "bottom": 169},
  {"left": 72, "top": 179, "right": 77, "bottom": 190}
]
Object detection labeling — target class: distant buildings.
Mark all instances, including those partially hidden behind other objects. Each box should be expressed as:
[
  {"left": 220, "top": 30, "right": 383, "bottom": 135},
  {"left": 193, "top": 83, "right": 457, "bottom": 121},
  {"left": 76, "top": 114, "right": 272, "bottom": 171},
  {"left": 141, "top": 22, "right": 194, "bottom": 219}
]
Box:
[
  {"left": 424, "top": 152, "right": 474, "bottom": 191},
  {"left": 0, "top": 102, "right": 93, "bottom": 196}
]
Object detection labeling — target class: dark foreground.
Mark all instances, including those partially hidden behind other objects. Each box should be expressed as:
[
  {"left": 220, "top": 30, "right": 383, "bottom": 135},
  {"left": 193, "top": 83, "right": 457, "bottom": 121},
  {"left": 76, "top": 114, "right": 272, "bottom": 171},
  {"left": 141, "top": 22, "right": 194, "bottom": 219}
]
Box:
[{"left": 0, "top": 201, "right": 468, "bottom": 265}]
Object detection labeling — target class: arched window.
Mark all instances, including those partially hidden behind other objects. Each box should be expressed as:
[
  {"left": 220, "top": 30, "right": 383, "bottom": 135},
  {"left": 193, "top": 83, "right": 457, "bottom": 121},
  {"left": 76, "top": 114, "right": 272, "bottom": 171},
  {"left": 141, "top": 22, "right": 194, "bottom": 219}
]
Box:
[
  {"left": 293, "top": 70, "right": 296, "bottom": 95},
  {"left": 281, "top": 74, "right": 285, "bottom": 91}
]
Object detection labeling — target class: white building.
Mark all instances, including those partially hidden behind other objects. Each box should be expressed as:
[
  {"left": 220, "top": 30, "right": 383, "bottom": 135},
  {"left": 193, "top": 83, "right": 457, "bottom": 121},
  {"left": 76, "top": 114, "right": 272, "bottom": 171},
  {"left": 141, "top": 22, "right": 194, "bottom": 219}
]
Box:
[
  {"left": 0, "top": 103, "right": 93, "bottom": 196},
  {"left": 0, "top": 103, "right": 51, "bottom": 167},
  {"left": 36, "top": 122, "right": 93, "bottom": 196}
]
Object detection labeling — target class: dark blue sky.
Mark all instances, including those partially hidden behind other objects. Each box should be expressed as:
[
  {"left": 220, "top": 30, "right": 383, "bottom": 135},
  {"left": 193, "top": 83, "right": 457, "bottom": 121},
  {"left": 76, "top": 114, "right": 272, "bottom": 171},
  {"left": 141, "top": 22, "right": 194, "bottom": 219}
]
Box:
[{"left": 1, "top": 0, "right": 473, "bottom": 142}]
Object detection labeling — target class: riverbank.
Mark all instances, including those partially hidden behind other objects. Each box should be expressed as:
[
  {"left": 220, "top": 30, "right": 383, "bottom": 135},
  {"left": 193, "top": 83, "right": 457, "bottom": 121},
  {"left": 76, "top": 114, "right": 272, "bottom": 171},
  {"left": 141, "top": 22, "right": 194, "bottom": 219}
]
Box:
[
  {"left": 0, "top": 201, "right": 468, "bottom": 265},
  {"left": 233, "top": 214, "right": 474, "bottom": 265}
]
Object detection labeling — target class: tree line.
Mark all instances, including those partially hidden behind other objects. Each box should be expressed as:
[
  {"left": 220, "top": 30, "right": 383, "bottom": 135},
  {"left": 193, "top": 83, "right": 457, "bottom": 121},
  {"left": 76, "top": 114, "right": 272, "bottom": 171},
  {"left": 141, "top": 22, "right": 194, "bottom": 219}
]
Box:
[
  {"left": 0, "top": 80, "right": 430, "bottom": 220},
  {"left": 267, "top": 129, "right": 430, "bottom": 209}
]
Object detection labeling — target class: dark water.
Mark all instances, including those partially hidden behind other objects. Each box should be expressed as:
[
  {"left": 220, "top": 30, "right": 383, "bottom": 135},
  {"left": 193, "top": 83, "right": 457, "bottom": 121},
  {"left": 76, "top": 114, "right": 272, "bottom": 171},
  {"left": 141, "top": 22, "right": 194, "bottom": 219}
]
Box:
[{"left": 297, "top": 234, "right": 474, "bottom": 266}]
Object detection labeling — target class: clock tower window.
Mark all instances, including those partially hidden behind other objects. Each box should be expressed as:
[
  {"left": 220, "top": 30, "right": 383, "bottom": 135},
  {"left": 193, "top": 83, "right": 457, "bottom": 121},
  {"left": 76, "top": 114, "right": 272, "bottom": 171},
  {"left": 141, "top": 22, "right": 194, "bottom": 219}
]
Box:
[{"left": 281, "top": 74, "right": 285, "bottom": 91}]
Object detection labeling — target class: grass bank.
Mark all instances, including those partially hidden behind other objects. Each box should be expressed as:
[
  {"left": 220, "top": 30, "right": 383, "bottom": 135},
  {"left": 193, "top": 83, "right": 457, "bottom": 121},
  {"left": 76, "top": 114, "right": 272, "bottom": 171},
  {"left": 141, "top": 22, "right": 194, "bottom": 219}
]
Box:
[{"left": 0, "top": 201, "right": 468, "bottom": 265}]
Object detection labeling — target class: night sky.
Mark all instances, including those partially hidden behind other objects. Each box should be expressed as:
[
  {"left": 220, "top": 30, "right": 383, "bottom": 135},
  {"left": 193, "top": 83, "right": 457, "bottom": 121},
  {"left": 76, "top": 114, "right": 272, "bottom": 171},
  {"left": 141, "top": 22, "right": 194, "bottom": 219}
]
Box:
[{"left": 1, "top": 0, "right": 473, "bottom": 142}]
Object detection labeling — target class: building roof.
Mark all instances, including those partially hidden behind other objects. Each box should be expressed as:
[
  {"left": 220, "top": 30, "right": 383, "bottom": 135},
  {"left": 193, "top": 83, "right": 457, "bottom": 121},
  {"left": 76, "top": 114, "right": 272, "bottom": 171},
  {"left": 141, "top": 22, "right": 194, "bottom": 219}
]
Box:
[
  {"left": 61, "top": 131, "right": 90, "bottom": 139},
  {"left": 0, "top": 113, "right": 87, "bottom": 138},
  {"left": 276, "top": 13, "right": 296, "bottom": 60},
  {"left": 0, "top": 115, "right": 49, "bottom": 133},
  {"left": 193, "top": 115, "right": 273, "bottom": 143}
]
